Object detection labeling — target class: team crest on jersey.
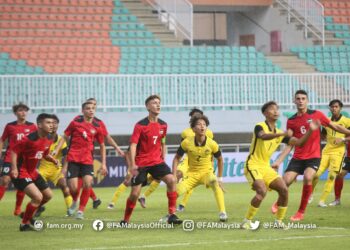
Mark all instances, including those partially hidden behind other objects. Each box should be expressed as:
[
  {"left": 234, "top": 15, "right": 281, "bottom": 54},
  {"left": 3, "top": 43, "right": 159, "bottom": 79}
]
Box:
[
  {"left": 90, "top": 129, "right": 96, "bottom": 135},
  {"left": 160, "top": 130, "right": 164, "bottom": 135},
  {"left": 205, "top": 149, "right": 210, "bottom": 155},
  {"left": 307, "top": 119, "right": 313, "bottom": 123},
  {"left": 24, "top": 129, "right": 30, "bottom": 133}
]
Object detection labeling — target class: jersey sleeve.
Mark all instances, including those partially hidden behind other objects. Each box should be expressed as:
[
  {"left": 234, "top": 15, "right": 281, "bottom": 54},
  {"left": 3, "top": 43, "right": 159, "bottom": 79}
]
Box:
[
  {"left": 99, "top": 121, "right": 108, "bottom": 137},
  {"left": 64, "top": 121, "right": 75, "bottom": 137},
  {"left": 207, "top": 129, "right": 214, "bottom": 139},
  {"left": 177, "top": 140, "right": 188, "bottom": 157},
  {"left": 61, "top": 140, "right": 68, "bottom": 156},
  {"left": 281, "top": 136, "right": 291, "bottom": 144},
  {"left": 180, "top": 129, "right": 187, "bottom": 140},
  {"left": 254, "top": 125, "right": 264, "bottom": 137},
  {"left": 130, "top": 124, "right": 142, "bottom": 144},
  {"left": 317, "top": 111, "right": 331, "bottom": 127},
  {"left": 95, "top": 130, "right": 105, "bottom": 144},
  {"left": 211, "top": 141, "right": 222, "bottom": 158},
  {"left": 1, "top": 124, "right": 10, "bottom": 141}
]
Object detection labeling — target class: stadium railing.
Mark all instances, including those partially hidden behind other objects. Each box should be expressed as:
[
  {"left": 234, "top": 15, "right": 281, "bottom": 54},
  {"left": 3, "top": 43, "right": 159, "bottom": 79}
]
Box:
[
  {"left": 146, "top": 0, "right": 193, "bottom": 46},
  {"left": 276, "top": 0, "right": 325, "bottom": 45},
  {"left": 1, "top": 73, "right": 349, "bottom": 113}
]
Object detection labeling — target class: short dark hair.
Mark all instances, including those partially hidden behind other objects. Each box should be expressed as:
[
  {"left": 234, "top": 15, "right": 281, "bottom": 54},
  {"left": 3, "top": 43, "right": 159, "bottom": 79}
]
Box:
[
  {"left": 189, "top": 108, "right": 203, "bottom": 117},
  {"left": 12, "top": 102, "right": 29, "bottom": 113},
  {"left": 295, "top": 89, "right": 308, "bottom": 97},
  {"left": 261, "top": 101, "right": 278, "bottom": 114},
  {"left": 190, "top": 114, "right": 210, "bottom": 128},
  {"left": 145, "top": 95, "right": 161, "bottom": 105},
  {"left": 81, "top": 101, "right": 94, "bottom": 109},
  {"left": 51, "top": 114, "right": 60, "bottom": 123},
  {"left": 329, "top": 99, "right": 343, "bottom": 108},
  {"left": 36, "top": 113, "right": 53, "bottom": 124},
  {"left": 86, "top": 97, "right": 97, "bottom": 103}
]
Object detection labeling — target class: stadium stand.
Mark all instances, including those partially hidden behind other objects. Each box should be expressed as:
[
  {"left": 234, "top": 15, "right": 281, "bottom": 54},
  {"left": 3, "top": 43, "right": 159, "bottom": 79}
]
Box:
[{"left": 0, "top": 0, "right": 282, "bottom": 74}]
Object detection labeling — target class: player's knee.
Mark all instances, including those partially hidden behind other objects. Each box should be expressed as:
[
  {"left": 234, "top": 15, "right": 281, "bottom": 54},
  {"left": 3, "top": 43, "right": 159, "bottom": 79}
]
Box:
[
  {"left": 32, "top": 193, "right": 43, "bottom": 204},
  {"left": 256, "top": 188, "right": 267, "bottom": 201},
  {"left": 176, "top": 171, "right": 183, "bottom": 180},
  {"left": 0, "top": 176, "right": 11, "bottom": 186}
]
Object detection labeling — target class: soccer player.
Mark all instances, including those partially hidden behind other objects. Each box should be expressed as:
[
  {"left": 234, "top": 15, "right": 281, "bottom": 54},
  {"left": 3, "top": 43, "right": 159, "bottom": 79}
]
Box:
[
  {"left": 311, "top": 99, "right": 350, "bottom": 207},
  {"left": 61, "top": 101, "right": 107, "bottom": 219},
  {"left": 242, "top": 101, "right": 320, "bottom": 229},
  {"left": 172, "top": 114, "right": 228, "bottom": 222},
  {"left": 137, "top": 108, "right": 214, "bottom": 211},
  {"left": 38, "top": 114, "right": 73, "bottom": 215},
  {"left": 272, "top": 90, "right": 350, "bottom": 221},
  {"left": 76, "top": 98, "right": 125, "bottom": 209},
  {"left": 330, "top": 140, "right": 350, "bottom": 206},
  {"left": 10, "top": 113, "right": 57, "bottom": 231},
  {"left": 121, "top": 95, "right": 182, "bottom": 224},
  {"left": 0, "top": 103, "right": 37, "bottom": 216}
]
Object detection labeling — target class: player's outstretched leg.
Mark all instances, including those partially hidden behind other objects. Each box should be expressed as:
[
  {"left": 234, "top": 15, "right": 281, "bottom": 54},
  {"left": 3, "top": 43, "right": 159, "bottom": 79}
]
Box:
[
  {"left": 209, "top": 179, "right": 227, "bottom": 222},
  {"left": 14, "top": 190, "right": 25, "bottom": 216},
  {"left": 0, "top": 175, "right": 11, "bottom": 201},
  {"left": 242, "top": 180, "right": 266, "bottom": 229},
  {"left": 67, "top": 177, "right": 79, "bottom": 216},
  {"left": 90, "top": 187, "right": 101, "bottom": 209},
  {"left": 122, "top": 185, "right": 141, "bottom": 223},
  {"left": 138, "top": 179, "right": 160, "bottom": 208},
  {"left": 56, "top": 177, "right": 73, "bottom": 212},
  {"left": 160, "top": 173, "right": 182, "bottom": 225},
  {"left": 108, "top": 182, "right": 128, "bottom": 209},
  {"left": 290, "top": 169, "right": 315, "bottom": 222},
  {"left": 269, "top": 178, "right": 288, "bottom": 228},
  {"left": 177, "top": 189, "right": 193, "bottom": 212},
  {"left": 330, "top": 170, "right": 347, "bottom": 206}
]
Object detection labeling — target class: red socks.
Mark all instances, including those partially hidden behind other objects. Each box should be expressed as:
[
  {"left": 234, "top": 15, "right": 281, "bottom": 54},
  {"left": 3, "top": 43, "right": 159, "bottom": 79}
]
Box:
[
  {"left": 298, "top": 184, "right": 312, "bottom": 214},
  {"left": 123, "top": 198, "right": 136, "bottom": 222},
  {"left": 78, "top": 188, "right": 91, "bottom": 212},
  {"left": 0, "top": 186, "right": 6, "bottom": 200},
  {"left": 334, "top": 176, "right": 344, "bottom": 200},
  {"left": 90, "top": 188, "right": 97, "bottom": 201},
  {"left": 167, "top": 191, "right": 177, "bottom": 215},
  {"left": 22, "top": 202, "right": 38, "bottom": 224},
  {"left": 15, "top": 190, "right": 25, "bottom": 210}
]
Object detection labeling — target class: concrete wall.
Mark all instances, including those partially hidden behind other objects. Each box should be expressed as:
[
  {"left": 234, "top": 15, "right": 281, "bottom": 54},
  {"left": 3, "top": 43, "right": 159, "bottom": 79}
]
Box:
[{"left": 226, "top": 6, "right": 314, "bottom": 52}]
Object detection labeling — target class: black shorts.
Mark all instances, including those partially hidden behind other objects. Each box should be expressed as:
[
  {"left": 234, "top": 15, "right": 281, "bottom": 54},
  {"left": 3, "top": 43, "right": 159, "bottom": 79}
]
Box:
[
  {"left": 67, "top": 162, "right": 94, "bottom": 179},
  {"left": 0, "top": 162, "right": 11, "bottom": 177},
  {"left": 285, "top": 158, "right": 321, "bottom": 175},
  {"left": 343, "top": 157, "right": 350, "bottom": 172},
  {"left": 131, "top": 163, "right": 172, "bottom": 186},
  {"left": 12, "top": 174, "right": 49, "bottom": 191}
]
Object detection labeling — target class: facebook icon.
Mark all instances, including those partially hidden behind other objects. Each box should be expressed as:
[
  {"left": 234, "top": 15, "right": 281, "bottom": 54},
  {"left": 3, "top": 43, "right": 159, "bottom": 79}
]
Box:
[{"left": 92, "top": 220, "right": 104, "bottom": 231}]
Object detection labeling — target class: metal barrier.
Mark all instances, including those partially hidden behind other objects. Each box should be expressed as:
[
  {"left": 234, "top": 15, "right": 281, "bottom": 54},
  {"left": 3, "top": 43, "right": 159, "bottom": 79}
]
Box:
[
  {"left": 276, "top": 0, "right": 325, "bottom": 45},
  {"left": 146, "top": 0, "right": 193, "bottom": 46},
  {"left": 1, "top": 73, "right": 349, "bottom": 113}
]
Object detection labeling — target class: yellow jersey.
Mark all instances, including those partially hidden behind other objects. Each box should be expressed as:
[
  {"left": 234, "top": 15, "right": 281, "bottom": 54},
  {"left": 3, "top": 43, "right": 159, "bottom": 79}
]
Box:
[
  {"left": 177, "top": 136, "right": 221, "bottom": 172},
  {"left": 246, "top": 121, "right": 290, "bottom": 166},
  {"left": 322, "top": 115, "right": 350, "bottom": 155},
  {"left": 181, "top": 127, "right": 214, "bottom": 140},
  {"left": 39, "top": 135, "right": 68, "bottom": 170}
]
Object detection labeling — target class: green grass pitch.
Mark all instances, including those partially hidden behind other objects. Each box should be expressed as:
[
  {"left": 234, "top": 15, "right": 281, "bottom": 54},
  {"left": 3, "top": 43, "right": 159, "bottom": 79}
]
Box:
[{"left": 1, "top": 181, "right": 350, "bottom": 249}]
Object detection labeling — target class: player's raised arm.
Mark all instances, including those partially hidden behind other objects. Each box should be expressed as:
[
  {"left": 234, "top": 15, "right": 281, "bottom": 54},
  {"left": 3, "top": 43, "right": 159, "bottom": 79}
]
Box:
[
  {"left": 256, "top": 125, "right": 290, "bottom": 140},
  {"left": 106, "top": 135, "right": 125, "bottom": 157},
  {"left": 288, "top": 119, "right": 321, "bottom": 147},
  {"left": 52, "top": 134, "right": 68, "bottom": 156},
  {"left": 328, "top": 122, "right": 350, "bottom": 136}
]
